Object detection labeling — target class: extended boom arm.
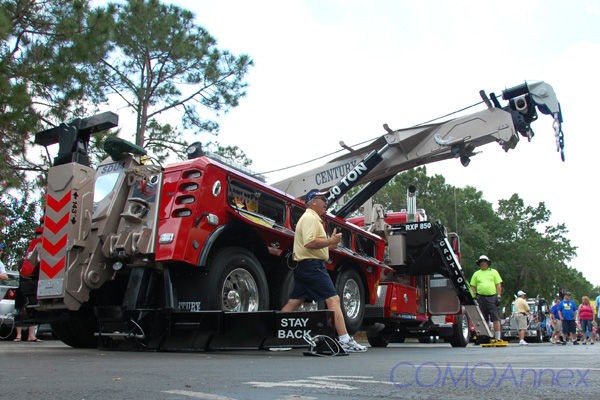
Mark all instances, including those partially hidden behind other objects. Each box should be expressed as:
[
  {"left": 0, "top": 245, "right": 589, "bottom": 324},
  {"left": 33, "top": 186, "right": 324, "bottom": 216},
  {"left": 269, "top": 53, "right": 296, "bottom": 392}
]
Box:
[{"left": 273, "top": 81, "right": 564, "bottom": 217}]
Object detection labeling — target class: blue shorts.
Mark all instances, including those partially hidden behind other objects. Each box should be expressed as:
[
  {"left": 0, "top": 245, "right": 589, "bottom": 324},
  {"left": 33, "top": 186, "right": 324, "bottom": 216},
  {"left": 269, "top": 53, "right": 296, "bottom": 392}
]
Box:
[
  {"left": 290, "top": 259, "right": 337, "bottom": 302},
  {"left": 580, "top": 319, "right": 593, "bottom": 336}
]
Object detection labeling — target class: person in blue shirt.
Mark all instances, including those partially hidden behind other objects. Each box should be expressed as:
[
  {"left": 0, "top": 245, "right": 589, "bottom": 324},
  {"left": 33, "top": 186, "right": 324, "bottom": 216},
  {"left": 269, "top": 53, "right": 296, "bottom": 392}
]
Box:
[
  {"left": 594, "top": 293, "right": 600, "bottom": 342},
  {"left": 549, "top": 297, "right": 563, "bottom": 344},
  {"left": 558, "top": 292, "right": 579, "bottom": 345}
]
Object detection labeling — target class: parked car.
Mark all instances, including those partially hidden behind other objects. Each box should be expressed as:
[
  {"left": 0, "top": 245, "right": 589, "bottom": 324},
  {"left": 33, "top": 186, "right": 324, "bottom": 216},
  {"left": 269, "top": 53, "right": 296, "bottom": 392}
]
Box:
[
  {"left": 1, "top": 272, "right": 53, "bottom": 340},
  {"left": 0, "top": 271, "right": 19, "bottom": 340},
  {"left": 501, "top": 297, "right": 551, "bottom": 343}
]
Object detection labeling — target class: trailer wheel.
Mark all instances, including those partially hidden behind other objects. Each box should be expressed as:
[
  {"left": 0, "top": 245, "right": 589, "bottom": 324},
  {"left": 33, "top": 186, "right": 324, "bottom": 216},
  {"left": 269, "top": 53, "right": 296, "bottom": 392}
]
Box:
[
  {"left": 449, "top": 314, "right": 470, "bottom": 347},
  {"left": 335, "top": 269, "right": 365, "bottom": 334},
  {"left": 203, "top": 247, "right": 269, "bottom": 311}
]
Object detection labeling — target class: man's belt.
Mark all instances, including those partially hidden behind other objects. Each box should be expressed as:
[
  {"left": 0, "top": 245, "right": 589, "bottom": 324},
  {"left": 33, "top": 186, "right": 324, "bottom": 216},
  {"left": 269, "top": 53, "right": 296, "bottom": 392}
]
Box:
[{"left": 477, "top": 293, "right": 497, "bottom": 297}]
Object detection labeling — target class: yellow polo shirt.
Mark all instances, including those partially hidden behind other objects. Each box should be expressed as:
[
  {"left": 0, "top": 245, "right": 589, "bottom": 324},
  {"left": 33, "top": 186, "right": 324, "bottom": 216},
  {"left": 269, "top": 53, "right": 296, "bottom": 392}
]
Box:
[
  {"left": 514, "top": 297, "right": 530, "bottom": 314},
  {"left": 293, "top": 208, "right": 328, "bottom": 261}
]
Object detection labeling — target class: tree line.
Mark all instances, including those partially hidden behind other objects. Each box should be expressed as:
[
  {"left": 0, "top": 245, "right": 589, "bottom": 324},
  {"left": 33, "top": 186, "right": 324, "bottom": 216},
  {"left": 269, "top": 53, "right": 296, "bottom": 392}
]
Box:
[{"left": 374, "top": 167, "right": 596, "bottom": 305}]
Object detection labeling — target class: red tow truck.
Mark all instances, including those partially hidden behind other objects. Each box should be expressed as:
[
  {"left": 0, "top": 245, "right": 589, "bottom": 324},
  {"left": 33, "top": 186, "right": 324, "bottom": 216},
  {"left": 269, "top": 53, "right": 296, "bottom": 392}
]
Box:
[
  {"left": 347, "top": 191, "right": 471, "bottom": 346},
  {"left": 17, "top": 114, "right": 386, "bottom": 350},
  {"left": 17, "top": 81, "right": 564, "bottom": 350}
]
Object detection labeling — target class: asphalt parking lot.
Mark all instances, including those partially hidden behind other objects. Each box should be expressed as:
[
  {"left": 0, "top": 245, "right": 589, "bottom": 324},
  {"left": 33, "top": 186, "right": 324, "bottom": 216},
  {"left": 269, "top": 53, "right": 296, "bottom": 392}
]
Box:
[{"left": 1, "top": 336, "right": 598, "bottom": 400}]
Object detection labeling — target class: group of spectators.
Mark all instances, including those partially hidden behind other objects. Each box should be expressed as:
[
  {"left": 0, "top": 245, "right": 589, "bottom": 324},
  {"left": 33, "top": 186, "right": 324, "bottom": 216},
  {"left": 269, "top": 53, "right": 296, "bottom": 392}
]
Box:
[
  {"left": 469, "top": 254, "right": 600, "bottom": 346},
  {"left": 549, "top": 292, "right": 599, "bottom": 345}
]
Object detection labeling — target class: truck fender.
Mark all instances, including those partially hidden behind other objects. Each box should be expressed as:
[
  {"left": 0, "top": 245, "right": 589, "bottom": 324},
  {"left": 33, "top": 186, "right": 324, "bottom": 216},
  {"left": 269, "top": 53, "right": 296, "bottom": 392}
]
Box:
[{"left": 196, "top": 225, "right": 228, "bottom": 267}]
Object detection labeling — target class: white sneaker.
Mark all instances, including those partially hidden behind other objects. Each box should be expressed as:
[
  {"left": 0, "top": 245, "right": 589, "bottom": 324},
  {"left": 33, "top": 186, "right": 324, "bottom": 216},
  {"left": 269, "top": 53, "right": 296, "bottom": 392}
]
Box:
[
  {"left": 340, "top": 337, "right": 367, "bottom": 353},
  {"left": 519, "top": 340, "right": 528, "bottom": 346}
]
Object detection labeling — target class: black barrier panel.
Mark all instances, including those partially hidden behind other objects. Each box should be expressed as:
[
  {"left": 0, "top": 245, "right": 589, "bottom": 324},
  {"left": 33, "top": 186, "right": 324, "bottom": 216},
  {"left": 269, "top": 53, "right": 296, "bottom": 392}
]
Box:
[
  {"left": 160, "top": 310, "right": 223, "bottom": 351},
  {"left": 263, "top": 310, "right": 336, "bottom": 348},
  {"left": 96, "top": 309, "right": 335, "bottom": 352},
  {"left": 208, "top": 311, "right": 275, "bottom": 350}
]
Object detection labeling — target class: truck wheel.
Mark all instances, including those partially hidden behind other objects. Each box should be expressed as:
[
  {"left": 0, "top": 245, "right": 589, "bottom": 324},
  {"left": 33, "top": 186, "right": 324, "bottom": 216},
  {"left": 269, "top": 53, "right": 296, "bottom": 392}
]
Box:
[
  {"left": 335, "top": 269, "right": 365, "bottom": 334},
  {"left": 367, "top": 332, "right": 391, "bottom": 347},
  {"left": 203, "top": 247, "right": 269, "bottom": 311},
  {"left": 532, "top": 327, "right": 543, "bottom": 343},
  {"left": 51, "top": 309, "right": 97, "bottom": 348},
  {"left": 394, "top": 334, "right": 406, "bottom": 343},
  {"left": 0, "top": 319, "right": 16, "bottom": 340},
  {"left": 269, "top": 266, "right": 294, "bottom": 310},
  {"left": 449, "top": 314, "right": 470, "bottom": 347}
]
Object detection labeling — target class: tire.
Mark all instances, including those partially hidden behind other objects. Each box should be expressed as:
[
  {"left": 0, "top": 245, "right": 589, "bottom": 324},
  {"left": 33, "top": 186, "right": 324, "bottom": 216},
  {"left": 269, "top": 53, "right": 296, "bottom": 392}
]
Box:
[
  {"left": 0, "top": 318, "right": 16, "bottom": 340},
  {"left": 394, "top": 335, "right": 406, "bottom": 343},
  {"left": 367, "top": 331, "right": 391, "bottom": 347},
  {"left": 335, "top": 269, "right": 365, "bottom": 335},
  {"left": 202, "top": 247, "right": 269, "bottom": 311},
  {"left": 449, "top": 314, "right": 470, "bottom": 347},
  {"left": 51, "top": 309, "right": 98, "bottom": 348},
  {"left": 268, "top": 266, "right": 295, "bottom": 310},
  {"left": 531, "top": 327, "right": 543, "bottom": 343}
]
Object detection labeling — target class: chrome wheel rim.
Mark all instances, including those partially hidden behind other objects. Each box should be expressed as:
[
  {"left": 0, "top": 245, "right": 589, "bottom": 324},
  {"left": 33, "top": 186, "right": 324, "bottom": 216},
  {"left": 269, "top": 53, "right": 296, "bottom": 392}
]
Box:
[
  {"left": 461, "top": 316, "right": 469, "bottom": 340},
  {"left": 221, "top": 268, "right": 259, "bottom": 311},
  {"left": 342, "top": 279, "right": 361, "bottom": 319}
]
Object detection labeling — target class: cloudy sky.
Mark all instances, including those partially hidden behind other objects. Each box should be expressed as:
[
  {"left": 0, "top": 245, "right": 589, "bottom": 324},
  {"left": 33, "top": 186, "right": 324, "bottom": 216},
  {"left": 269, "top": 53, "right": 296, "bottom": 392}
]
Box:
[{"left": 143, "top": 1, "right": 599, "bottom": 285}]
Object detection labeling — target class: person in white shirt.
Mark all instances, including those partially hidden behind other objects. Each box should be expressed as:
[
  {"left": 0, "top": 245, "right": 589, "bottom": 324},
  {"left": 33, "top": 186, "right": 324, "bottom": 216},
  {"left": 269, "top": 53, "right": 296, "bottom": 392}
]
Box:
[{"left": 0, "top": 244, "right": 9, "bottom": 281}]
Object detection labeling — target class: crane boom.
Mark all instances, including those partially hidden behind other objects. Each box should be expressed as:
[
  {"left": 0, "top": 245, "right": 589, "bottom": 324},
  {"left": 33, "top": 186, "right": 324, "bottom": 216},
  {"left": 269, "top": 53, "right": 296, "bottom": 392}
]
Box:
[{"left": 272, "top": 81, "right": 564, "bottom": 211}]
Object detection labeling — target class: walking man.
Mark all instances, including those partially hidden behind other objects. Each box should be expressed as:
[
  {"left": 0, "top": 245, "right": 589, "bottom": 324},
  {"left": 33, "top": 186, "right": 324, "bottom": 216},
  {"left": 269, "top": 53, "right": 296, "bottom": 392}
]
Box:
[{"left": 282, "top": 189, "right": 367, "bottom": 352}]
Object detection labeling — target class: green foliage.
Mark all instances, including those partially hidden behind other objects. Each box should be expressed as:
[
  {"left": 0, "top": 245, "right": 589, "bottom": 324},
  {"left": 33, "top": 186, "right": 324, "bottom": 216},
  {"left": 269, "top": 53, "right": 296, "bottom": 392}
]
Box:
[
  {"left": 373, "top": 167, "right": 589, "bottom": 304},
  {"left": 0, "top": 189, "right": 43, "bottom": 270},
  {"left": 0, "top": 0, "right": 114, "bottom": 191},
  {"left": 213, "top": 143, "right": 253, "bottom": 167}
]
